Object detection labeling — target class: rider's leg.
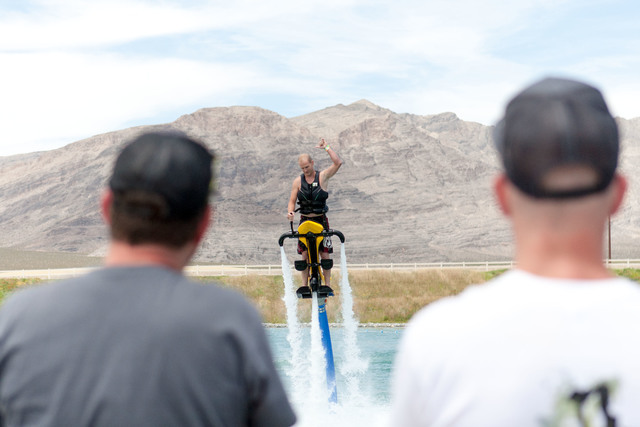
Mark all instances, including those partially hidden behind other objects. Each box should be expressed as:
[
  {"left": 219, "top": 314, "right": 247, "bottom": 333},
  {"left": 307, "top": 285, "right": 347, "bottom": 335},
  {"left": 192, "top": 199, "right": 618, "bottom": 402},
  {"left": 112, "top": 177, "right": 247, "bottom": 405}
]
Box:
[
  {"left": 301, "top": 250, "right": 310, "bottom": 287},
  {"left": 320, "top": 251, "right": 331, "bottom": 287}
]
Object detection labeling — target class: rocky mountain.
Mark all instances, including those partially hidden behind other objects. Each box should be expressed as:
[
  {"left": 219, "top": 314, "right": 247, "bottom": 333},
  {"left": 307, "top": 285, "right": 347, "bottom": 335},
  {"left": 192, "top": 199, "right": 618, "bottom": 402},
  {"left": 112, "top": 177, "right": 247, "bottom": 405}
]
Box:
[{"left": 1, "top": 100, "right": 640, "bottom": 264}]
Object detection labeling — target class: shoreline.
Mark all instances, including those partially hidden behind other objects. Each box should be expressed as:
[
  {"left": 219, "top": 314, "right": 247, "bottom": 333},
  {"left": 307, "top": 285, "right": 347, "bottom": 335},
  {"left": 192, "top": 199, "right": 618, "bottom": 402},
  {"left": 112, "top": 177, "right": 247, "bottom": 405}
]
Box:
[{"left": 264, "top": 322, "right": 405, "bottom": 328}]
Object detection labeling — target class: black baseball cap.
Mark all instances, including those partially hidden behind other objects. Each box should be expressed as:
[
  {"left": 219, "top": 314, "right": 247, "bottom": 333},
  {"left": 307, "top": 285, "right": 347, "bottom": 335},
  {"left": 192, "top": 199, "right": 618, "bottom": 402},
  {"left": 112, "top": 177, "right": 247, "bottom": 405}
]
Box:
[
  {"left": 109, "top": 131, "right": 214, "bottom": 220},
  {"left": 493, "top": 77, "right": 619, "bottom": 199}
]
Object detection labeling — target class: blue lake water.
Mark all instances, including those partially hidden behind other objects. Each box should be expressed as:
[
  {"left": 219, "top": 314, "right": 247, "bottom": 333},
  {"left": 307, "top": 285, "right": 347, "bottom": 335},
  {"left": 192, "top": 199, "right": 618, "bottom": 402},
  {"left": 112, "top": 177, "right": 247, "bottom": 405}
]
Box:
[
  {"left": 272, "top": 244, "right": 404, "bottom": 426},
  {"left": 267, "top": 326, "right": 403, "bottom": 427}
]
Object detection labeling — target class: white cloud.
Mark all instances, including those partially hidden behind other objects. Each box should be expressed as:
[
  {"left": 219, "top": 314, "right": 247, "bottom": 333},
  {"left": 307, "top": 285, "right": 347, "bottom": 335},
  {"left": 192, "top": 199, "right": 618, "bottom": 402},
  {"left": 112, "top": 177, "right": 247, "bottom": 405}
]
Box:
[
  {"left": 0, "top": 50, "right": 257, "bottom": 155},
  {"left": 0, "top": 1, "right": 216, "bottom": 51},
  {"left": 0, "top": 0, "right": 639, "bottom": 156}
]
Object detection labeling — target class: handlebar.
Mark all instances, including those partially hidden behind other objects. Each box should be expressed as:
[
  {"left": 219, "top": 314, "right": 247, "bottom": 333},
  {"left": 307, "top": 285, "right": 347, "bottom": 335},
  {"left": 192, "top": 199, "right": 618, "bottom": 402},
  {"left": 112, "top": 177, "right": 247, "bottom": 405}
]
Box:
[{"left": 278, "top": 228, "right": 345, "bottom": 247}]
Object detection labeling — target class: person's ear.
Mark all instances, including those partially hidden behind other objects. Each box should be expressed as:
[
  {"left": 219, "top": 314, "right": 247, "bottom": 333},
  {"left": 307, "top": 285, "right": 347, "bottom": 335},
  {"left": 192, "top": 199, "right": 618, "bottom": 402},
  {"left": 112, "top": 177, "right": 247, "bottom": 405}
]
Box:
[
  {"left": 101, "top": 190, "right": 113, "bottom": 225},
  {"left": 494, "top": 174, "right": 512, "bottom": 217},
  {"left": 194, "top": 205, "right": 213, "bottom": 244},
  {"left": 609, "top": 173, "right": 628, "bottom": 216}
]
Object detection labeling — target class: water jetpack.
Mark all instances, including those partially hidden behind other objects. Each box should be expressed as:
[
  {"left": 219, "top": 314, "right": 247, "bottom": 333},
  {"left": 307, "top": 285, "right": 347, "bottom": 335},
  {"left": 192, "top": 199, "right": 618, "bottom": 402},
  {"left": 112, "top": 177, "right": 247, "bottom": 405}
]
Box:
[
  {"left": 279, "top": 220, "right": 346, "bottom": 403},
  {"left": 278, "top": 220, "right": 345, "bottom": 298}
]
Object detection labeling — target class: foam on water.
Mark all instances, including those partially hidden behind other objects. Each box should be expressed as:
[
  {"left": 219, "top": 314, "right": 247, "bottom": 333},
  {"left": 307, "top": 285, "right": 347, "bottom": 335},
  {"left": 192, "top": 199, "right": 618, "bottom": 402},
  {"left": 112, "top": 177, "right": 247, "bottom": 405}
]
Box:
[
  {"left": 338, "top": 243, "right": 368, "bottom": 401},
  {"left": 308, "top": 293, "right": 330, "bottom": 407},
  {"left": 279, "top": 243, "right": 390, "bottom": 427},
  {"left": 280, "top": 246, "right": 305, "bottom": 397}
]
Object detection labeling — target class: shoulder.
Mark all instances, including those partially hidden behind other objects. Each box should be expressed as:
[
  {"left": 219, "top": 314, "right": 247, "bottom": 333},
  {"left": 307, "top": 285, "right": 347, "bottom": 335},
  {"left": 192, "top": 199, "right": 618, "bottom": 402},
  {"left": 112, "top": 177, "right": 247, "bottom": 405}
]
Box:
[
  {"left": 0, "top": 283, "right": 46, "bottom": 317},
  {"left": 1, "top": 275, "right": 84, "bottom": 308},
  {"left": 402, "top": 270, "right": 525, "bottom": 341},
  {"left": 125, "top": 270, "right": 267, "bottom": 338},
  {"left": 178, "top": 280, "right": 275, "bottom": 363},
  {"left": 396, "top": 271, "right": 526, "bottom": 368},
  {"left": 406, "top": 270, "right": 640, "bottom": 338},
  {"left": 0, "top": 276, "right": 86, "bottom": 329},
  {"left": 318, "top": 168, "right": 331, "bottom": 186},
  {"left": 182, "top": 275, "right": 258, "bottom": 308},
  {"left": 177, "top": 277, "right": 265, "bottom": 328}
]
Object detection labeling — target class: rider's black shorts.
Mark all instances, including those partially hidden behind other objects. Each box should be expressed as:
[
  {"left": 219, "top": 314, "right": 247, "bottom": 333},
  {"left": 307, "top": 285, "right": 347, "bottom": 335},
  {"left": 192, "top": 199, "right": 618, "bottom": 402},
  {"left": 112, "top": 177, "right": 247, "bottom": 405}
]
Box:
[{"left": 297, "top": 215, "right": 333, "bottom": 254}]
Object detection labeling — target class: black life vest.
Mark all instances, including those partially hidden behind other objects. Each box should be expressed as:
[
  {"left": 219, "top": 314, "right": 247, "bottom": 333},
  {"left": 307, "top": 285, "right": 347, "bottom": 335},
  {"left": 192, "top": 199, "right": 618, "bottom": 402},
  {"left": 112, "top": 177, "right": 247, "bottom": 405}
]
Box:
[{"left": 297, "top": 171, "right": 329, "bottom": 215}]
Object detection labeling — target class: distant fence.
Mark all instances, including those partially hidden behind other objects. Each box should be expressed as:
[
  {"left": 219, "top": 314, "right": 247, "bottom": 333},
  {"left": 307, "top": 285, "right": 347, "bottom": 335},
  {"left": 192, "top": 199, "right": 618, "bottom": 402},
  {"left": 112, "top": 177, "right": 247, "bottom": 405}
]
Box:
[{"left": 2, "top": 259, "right": 640, "bottom": 280}]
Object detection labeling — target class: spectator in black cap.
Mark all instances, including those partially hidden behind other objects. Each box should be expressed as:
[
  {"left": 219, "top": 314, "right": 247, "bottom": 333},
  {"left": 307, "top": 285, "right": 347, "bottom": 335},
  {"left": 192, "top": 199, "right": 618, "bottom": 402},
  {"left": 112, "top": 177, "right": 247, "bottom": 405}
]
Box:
[
  {"left": 390, "top": 77, "right": 640, "bottom": 426},
  {"left": 0, "top": 131, "right": 296, "bottom": 427}
]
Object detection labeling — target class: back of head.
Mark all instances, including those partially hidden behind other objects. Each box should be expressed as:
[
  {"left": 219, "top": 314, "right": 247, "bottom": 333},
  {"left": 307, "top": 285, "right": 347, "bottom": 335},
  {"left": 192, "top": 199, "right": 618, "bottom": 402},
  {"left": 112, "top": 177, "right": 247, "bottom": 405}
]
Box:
[
  {"left": 494, "top": 77, "right": 619, "bottom": 199},
  {"left": 108, "top": 131, "right": 215, "bottom": 247}
]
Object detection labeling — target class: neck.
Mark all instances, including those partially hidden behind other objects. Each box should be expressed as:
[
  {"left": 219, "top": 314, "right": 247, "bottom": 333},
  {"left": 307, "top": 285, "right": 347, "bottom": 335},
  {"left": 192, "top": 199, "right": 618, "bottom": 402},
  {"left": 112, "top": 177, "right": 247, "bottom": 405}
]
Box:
[
  {"left": 104, "top": 240, "right": 195, "bottom": 272},
  {"left": 514, "top": 228, "right": 612, "bottom": 279}
]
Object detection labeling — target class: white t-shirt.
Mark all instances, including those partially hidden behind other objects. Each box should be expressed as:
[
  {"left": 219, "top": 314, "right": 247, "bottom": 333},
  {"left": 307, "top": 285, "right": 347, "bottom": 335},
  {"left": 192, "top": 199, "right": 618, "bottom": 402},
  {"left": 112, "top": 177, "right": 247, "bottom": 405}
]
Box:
[{"left": 390, "top": 269, "right": 640, "bottom": 427}]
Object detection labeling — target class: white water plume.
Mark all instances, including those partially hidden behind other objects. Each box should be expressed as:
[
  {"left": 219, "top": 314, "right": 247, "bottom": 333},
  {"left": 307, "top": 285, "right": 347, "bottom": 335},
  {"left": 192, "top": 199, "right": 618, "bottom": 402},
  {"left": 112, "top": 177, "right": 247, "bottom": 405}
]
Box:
[
  {"left": 280, "top": 243, "right": 390, "bottom": 427},
  {"left": 280, "top": 246, "right": 306, "bottom": 397},
  {"left": 309, "top": 293, "right": 328, "bottom": 405},
  {"left": 339, "top": 242, "right": 368, "bottom": 400}
]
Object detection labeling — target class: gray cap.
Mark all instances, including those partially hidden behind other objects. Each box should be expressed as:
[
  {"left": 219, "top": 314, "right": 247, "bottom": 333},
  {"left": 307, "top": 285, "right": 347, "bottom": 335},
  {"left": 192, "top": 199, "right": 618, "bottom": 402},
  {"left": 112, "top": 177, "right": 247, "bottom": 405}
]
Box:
[
  {"left": 109, "top": 131, "right": 214, "bottom": 219},
  {"left": 494, "top": 77, "right": 619, "bottom": 198}
]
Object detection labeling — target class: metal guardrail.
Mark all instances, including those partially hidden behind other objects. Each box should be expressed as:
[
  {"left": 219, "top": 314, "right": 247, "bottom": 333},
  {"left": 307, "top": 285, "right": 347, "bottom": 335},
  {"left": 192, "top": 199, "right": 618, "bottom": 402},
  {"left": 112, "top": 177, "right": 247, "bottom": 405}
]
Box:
[
  {"left": 2, "top": 259, "right": 640, "bottom": 279},
  {"left": 604, "top": 259, "right": 640, "bottom": 269},
  {"left": 0, "top": 267, "right": 98, "bottom": 280},
  {"left": 344, "top": 261, "right": 517, "bottom": 271}
]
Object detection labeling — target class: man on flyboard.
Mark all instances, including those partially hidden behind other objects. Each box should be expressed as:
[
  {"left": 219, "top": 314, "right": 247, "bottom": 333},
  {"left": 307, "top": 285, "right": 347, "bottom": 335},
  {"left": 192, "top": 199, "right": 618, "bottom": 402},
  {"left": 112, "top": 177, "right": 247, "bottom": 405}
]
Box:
[{"left": 287, "top": 138, "right": 343, "bottom": 298}]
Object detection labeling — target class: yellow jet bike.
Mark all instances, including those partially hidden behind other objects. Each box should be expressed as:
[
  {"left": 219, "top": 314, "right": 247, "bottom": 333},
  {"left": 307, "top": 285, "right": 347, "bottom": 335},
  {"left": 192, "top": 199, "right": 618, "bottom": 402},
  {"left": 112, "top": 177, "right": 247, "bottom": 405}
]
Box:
[
  {"left": 279, "top": 220, "right": 345, "bottom": 299},
  {"left": 278, "top": 220, "right": 345, "bottom": 403}
]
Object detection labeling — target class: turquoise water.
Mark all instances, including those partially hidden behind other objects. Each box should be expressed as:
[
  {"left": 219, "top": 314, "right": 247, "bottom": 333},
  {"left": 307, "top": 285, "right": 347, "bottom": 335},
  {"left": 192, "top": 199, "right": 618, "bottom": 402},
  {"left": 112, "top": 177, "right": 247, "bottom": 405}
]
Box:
[
  {"left": 274, "top": 243, "right": 404, "bottom": 426},
  {"left": 267, "top": 326, "right": 403, "bottom": 427}
]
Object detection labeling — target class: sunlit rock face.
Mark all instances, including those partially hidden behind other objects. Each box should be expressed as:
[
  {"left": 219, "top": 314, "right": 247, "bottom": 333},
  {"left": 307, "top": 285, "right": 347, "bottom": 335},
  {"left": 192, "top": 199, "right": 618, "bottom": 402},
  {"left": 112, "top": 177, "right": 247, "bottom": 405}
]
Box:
[{"left": 1, "top": 100, "right": 639, "bottom": 264}]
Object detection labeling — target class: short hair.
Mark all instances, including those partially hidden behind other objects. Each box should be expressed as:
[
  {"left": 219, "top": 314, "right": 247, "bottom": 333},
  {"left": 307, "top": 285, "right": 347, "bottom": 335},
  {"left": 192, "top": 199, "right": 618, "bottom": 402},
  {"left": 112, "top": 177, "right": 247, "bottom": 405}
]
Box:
[
  {"left": 108, "top": 131, "right": 215, "bottom": 247},
  {"left": 298, "top": 153, "right": 312, "bottom": 164},
  {"left": 109, "top": 190, "right": 206, "bottom": 248}
]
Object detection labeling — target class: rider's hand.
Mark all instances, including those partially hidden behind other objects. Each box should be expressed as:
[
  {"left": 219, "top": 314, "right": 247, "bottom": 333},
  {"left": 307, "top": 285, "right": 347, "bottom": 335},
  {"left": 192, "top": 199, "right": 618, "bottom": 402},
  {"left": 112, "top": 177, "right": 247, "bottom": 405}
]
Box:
[
  {"left": 287, "top": 211, "right": 294, "bottom": 221},
  {"left": 316, "top": 138, "right": 327, "bottom": 149}
]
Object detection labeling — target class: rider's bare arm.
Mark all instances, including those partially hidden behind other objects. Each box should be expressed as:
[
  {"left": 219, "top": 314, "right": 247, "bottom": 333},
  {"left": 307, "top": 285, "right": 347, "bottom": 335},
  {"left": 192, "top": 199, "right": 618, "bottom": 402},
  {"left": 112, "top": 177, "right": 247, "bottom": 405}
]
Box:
[
  {"left": 287, "top": 176, "right": 301, "bottom": 221},
  {"left": 317, "top": 138, "right": 343, "bottom": 189}
]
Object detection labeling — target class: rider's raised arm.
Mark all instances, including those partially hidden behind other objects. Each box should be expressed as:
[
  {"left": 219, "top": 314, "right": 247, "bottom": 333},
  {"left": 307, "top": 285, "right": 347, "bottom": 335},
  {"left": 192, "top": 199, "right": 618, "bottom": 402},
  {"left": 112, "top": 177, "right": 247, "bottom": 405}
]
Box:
[
  {"left": 287, "top": 176, "right": 301, "bottom": 221},
  {"left": 317, "top": 138, "right": 343, "bottom": 188}
]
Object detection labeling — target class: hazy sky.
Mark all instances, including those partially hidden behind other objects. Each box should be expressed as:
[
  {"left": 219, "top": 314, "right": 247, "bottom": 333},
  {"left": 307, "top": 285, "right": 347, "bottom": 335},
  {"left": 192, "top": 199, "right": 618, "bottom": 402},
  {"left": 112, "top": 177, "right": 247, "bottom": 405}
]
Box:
[{"left": 1, "top": 0, "right": 639, "bottom": 156}]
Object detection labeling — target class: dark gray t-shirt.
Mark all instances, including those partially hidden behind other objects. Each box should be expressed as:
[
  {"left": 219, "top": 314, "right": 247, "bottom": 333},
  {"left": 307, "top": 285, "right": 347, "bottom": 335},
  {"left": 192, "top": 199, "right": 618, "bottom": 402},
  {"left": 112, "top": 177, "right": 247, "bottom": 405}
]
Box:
[{"left": 0, "top": 266, "right": 296, "bottom": 427}]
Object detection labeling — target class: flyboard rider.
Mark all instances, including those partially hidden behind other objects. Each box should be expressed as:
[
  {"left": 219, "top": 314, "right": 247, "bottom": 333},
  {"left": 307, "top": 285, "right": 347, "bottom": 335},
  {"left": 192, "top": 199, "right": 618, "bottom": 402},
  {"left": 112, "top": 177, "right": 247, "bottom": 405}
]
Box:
[{"left": 287, "top": 138, "right": 343, "bottom": 298}]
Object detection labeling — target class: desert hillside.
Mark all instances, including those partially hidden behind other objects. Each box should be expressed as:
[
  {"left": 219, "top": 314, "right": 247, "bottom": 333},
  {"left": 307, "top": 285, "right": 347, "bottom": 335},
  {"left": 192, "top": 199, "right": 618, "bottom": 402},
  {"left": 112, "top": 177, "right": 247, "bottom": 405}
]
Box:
[{"left": 1, "top": 100, "right": 639, "bottom": 264}]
